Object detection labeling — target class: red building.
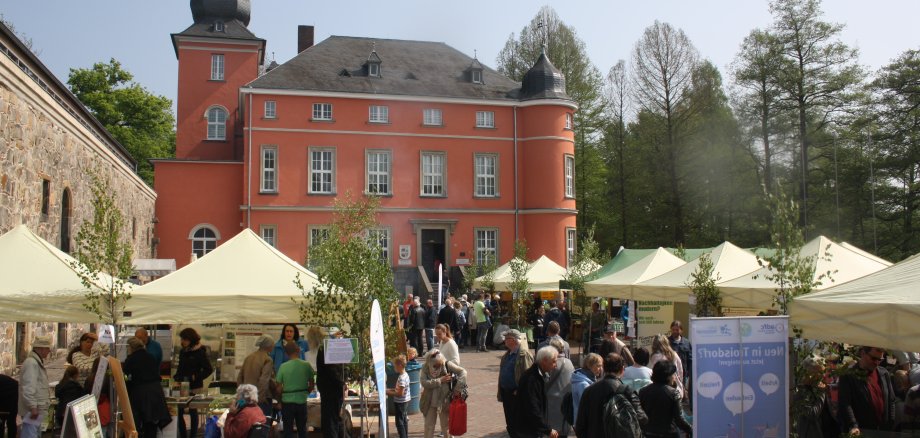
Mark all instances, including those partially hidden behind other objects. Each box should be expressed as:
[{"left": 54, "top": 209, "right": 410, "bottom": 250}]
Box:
[{"left": 154, "top": 0, "right": 577, "bottom": 294}]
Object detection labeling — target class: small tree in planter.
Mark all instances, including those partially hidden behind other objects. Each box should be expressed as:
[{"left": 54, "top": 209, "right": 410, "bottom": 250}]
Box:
[
  {"left": 687, "top": 253, "right": 722, "bottom": 317},
  {"left": 72, "top": 171, "right": 134, "bottom": 348},
  {"left": 507, "top": 239, "right": 531, "bottom": 329},
  {"left": 296, "top": 194, "right": 400, "bottom": 382}
]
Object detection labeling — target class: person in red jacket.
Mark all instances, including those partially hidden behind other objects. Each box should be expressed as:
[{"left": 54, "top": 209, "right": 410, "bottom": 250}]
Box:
[{"left": 224, "top": 384, "right": 267, "bottom": 438}]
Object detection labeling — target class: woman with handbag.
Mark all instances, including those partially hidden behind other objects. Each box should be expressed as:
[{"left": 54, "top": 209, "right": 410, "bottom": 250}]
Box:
[{"left": 420, "top": 349, "right": 467, "bottom": 438}]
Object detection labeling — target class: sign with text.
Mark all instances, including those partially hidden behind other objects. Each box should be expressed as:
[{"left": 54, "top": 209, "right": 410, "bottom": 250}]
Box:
[
  {"left": 692, "top": 316, "right": 789, "bottom": 438},
  {"left": 636, "top": 300, "right": 674, "bottom": 339},
  {"left": 61, "top": 394, "right": 103, "bottom": 438},
  {"left": 323, "top": 338, "right": 359, "bottom": 364}
]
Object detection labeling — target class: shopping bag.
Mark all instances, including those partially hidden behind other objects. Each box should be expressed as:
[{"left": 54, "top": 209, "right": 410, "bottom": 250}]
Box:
[
  {"left": 448, "top": 394, "right": 467, "bottom": 436},
  {"left": 204, "top": 415, "right": 221, "bottom": 438}
]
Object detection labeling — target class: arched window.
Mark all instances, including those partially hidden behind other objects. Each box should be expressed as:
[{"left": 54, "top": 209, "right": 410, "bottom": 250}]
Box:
[
  {"left": 189, "top": 225, "right": 219, "bottom": 258},
  {"left": 206, "top": 107, "right": 227, "bottom": 140}
]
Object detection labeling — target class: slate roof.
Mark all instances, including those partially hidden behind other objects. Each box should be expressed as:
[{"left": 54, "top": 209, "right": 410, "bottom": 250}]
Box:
[
  {"left": 521, "top": 52, "right": 569, "bottom": 100},
  {"left": 247, "top": 36, "right": 530, "bottom": 102},
  {"left": 171, "top": 19, "right": 265, "bottom": 58}
]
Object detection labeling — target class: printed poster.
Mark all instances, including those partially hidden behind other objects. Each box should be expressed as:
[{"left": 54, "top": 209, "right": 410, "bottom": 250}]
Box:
[{"left": 692, "top": 316, "right": 789, "bottom": 438}]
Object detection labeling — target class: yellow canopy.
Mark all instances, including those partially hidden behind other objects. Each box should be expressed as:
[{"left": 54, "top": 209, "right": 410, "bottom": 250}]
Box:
[{"left": 124, "top": 229, "right": 322, "bottom": 324}]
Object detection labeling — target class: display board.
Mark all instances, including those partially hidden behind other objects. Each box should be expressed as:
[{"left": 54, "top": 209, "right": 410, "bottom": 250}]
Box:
[
  {"left": 692, "top": 316, "right": 789, "bottom": 438},
  {"left": 635, "top": 300, "right": 673, "bottom": 347},
  {"left": 323, "top": 338, "right": 359, "bottom": 364},
  {"left": 61, "top": 395, "right": 103, "bottom": 438}
]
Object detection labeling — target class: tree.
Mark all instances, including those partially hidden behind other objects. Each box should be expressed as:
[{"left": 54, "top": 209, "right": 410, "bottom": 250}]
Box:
[
  {"left": 731, "top": 29, "right": 788, "bottom": 194},
  {"left": 605, "top": 60, "right": 631, "bottom": 246},
  {"left": 631, "top": 20, "right": 701, "bottom": 244},
  {"left": 0, "top": 14, "right": 39, "bottom": 54},
  {"left": 687, "top": 253, "right": 721, "bottom": 317},
  {"left": 496, "top": 7, "right": 608, "bottom": 233},
  {"left": 768, "top": 0, "right": 864, "bottom": 229},
  {"left": 72, "top": 171, "right": 134, "bottom": 338},
  {"left": 564, "top": 228, "right": 607, "bottom": 320},
  {"left": 296, "top": 194, "right": 400, "bottom": 380},
  {"left": 68, "top": 59, "right": 175, "bottom": 184},
  {"left": 507, "top": 239, "right": 531, "bottom": 329}
]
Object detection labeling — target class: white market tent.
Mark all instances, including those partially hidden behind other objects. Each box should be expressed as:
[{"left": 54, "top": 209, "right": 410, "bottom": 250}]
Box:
[
  {"left": 473, "top": 255, "right": 569, "bottom": 292},
  {"left": 631, "top": 242, "right": 761, "bottom": 302},
  {"left": 584, "top": 247, "right": 686, "bottom": 298},
  {"left": 123, "top": 228, "right": 322, "bottom": 324},
  {"left": 0, "top": 224, "right": 125, "bottom": 322},
  {"left": 790, "top": 253, "right": 920, "bottom": 352},
  {"left": 719, "top": 236, "right": 891, "bottom": 309}
]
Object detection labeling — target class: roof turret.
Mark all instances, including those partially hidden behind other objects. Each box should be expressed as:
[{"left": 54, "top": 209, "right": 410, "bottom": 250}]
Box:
[
  {"left": 520, "top": 52, "right": 569, "bottom": 100},
  {"left": 191, "top": 0, "right": 251, "bottom": 27}
]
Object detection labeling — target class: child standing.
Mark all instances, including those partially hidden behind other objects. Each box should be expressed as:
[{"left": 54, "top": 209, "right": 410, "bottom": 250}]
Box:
[{"left": 386, "top": 355, "right": 411, "bottom": 438}]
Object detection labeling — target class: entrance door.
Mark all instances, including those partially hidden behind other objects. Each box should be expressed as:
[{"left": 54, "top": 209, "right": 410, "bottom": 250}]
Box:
[{"left": 420, "top": 229, "right": 446, "bottom": 282}]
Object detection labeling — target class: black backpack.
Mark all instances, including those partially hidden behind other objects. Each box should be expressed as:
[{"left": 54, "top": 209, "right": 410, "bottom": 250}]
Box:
[
  {"left": 602, "top": 391, "right": 643, "bottom": 438},
  {"left": 561, "top": 391, "right": 574, "bottom": 426}
]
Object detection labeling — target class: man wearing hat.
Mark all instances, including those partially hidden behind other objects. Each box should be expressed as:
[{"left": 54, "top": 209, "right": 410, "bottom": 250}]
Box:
[
  {"left": 238, "top": 335, "right": 277, "bottom": 415},
  {"left": 496, "top": 329, "right": 533, "bottom": 437},
  {"left": 19, "top": 335, "right": 52, "bottom": 438},
  {"left": 599, "top": 326, "right": 635, "bottom": 366}
]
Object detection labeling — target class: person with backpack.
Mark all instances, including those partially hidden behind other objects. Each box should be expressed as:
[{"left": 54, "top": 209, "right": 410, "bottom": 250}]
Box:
[
  {"left": 574, "top": 353, "right": 647, "bottom": 438},
  {"left": 638, "top": 361, "right": 692, "bottom": 438}
]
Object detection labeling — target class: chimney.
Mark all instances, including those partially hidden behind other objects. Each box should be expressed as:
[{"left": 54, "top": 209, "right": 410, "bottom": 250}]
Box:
[{"left": 298, "top": 25, "right": 315, "bottom": 53}]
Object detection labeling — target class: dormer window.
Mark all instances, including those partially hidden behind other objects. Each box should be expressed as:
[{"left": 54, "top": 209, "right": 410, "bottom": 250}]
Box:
[
  {"left": 366, "top": 47, "right": 382, "bottom": 78},
  {"left": 214, "top": 21, "right": 225, "bottom": 32},
  {"left": 368, "top": 63, "right": 380, "bottom": 77},
  {"left": 472, "top": 70, "right": 482, "bottom": 84}
]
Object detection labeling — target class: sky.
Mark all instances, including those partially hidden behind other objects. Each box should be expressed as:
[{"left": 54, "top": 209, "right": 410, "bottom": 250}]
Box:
[{"left": 2, "top": 1, "right": 919, "bottom": 115}]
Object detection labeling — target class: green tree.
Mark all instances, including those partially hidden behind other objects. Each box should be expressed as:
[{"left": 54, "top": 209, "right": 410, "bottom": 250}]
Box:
[
  {"left": 768, "top": 0, "right": 864, "bottom": 229},
  {"left": 507, "top": 240, "right": 531, "bottom": 329},
  {"left": 687, "top": 253, "right": 722, "bottom": 317},
  {"left": 604, "top": 60, "right": 631, "bottom": 247},
  {"left": 564, "top": 228, "right": 607, "bottom": 320},
  {"left": 296, "top": 194, "right": 400, "bottom": 380},
  {"left": 631, "top": 20, "right": 701, "bottom": 245},
  {"left": 72, "top": 171, "right": 134, "bottom": 335},
  {"left": 68, "top": 59, "right": 175, "bottom": 184}
]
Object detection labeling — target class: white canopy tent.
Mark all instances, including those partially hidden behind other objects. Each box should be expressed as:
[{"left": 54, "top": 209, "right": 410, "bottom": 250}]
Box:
[
  {"left": 123, "top": 229, "right": 323, "bottom": 324},
  {"left": 790, "top": 253, "right": 920, "bottom": 352},
  {"left": 0, "top": 224, "right": 126, "bottom": 322},
  {"left": 719, "top": 236, "right": 891, "bottom": 309},
  {"left": 631, "top": 242, "right": 761, "bottom": 302},
  {"left": 473, "top": 255, "right": 569, "bottom": 292},
  {"left": 584, "top": 248, "right": 686, "bottom": 298}
]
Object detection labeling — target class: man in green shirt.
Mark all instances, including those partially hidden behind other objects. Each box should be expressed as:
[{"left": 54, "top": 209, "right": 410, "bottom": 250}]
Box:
[
  {"left": 473, "top": 292, "right": 492, "bottom": 352},
  {"left": 276, "top": 342, "right": 315, "bottom": 438}
]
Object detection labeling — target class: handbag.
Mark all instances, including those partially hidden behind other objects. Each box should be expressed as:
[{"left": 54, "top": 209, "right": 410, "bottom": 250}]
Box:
[{"left": 448, "top": 394, "right": 467, "bottom": 436}]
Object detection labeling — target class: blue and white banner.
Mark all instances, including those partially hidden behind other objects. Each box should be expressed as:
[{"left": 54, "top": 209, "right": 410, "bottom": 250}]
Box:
[
  {"left": 370, "top": 300, "right": 388, "bottom": 437},
  {"left": 692, "top": 316, "right": 789, "bottom": 438}
]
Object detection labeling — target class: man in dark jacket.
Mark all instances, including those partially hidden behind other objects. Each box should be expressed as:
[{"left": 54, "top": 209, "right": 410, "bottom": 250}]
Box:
[
  {"left": 411, "top": 299, "right": 427, "bottom": 353},
  {"left": 514, "top": 346, "right": 560, "bottom": 438},
  {"left": 575, "top": 353, "right": 647, "bottom": 438},
  {"left": 668, "top": 321, "right": 692, "bottom": 399},
  {"left": 838, "top": 346, "right": 897, "bottom": 434},
  {"left": 437, "top": 297, "right": 459, "bottom": 334}
]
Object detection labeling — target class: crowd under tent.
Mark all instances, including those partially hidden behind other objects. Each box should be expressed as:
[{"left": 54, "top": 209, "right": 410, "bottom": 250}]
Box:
[
  {"left": 630, "top": 241, "right": 762, "bottom": 302},
  {"left": 584, "top": 248, "right": 686, "bottom": 298},
  {"left": 0, "top": 224, "right": 129, "bottom": 322},
  {"left": 719, "top": 236, "right": 891, "bottom": 309},
  {"left": 790, "top": 252, "right": 920, "bottom": 352},
  {"left": 123, "top": 228, "right": 322, "bottom": 324}
]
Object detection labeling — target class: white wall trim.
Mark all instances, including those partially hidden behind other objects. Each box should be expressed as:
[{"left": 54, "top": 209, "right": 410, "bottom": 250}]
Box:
[{"left": 240, "top": 87, "right": 578, "bottom": 110}]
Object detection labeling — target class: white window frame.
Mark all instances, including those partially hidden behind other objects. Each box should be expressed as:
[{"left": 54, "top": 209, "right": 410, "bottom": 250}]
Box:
[
  {"left": 189, "top": 224, "right": 220, "bottom": 258},
  {"left": 260, "top": 225, "right": 277, "bottom": 247},
  {"left": 312, "top": 103, "right": 332, "bottom": 121},
  {"left": 420, "top": 151, "right": 446, "bottom": 197},
  {"left": 214, "top": 21, "right": 225, "bottom": 32},
  {"left": 474, "top": 228, "right": 499, "bottom": 266},
  {"left": 210, "top": 54, "right": 224, "bottom": 80},
  {"left": 260, "top": 145, "right": 278, "bottom": 193},
  {"left": 566, "top": 227, "right": 577, "bottom": 268},
  {"left": 206, "top": 106, "right": 227, "bottom": 140},
  {"left": 565, "top": 113, "right": 573, "bottom": 130},
  {"left": 308, "top": 147, "right": 336, "bottom": 194},
  {"left": 474, "top": 153, "right": 499, "bottom": 198},
  {"left": 307, "top": 225, "right": 330, "bottom": 267},
  {"left": 264, "top": 100, "right": 276, "bottom": 119},
  {"left": 369, "top": 105, "right": 389, "bottom": 123},
  {"left": 367, "top": 227, "right": 391, "bottom": 264},
  {"left": 365, "top": 149, "right": 392, "bottom": 195},
  {"left": 368, "top": 63, "right": 380, "bottom": 77},
  {"left": 472, "top": 70, "right": 482, "bottom": 84},
  {"left": 475, "top": 111, "right": 495, "bottom": 128},
  {"left": 423, "top": 108, "right": 443, "bottom": 126},
  {"left": 564, "top": 154, "right": 575, "bottom": 198}
]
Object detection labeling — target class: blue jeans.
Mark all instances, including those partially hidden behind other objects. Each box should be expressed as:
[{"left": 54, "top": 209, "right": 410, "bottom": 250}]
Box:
[
  {"left": 281, "top": 403, "right": 307, "bottom": 438},
  {"left": 21, "top": 421, "right": 40, "bottom": 438},
  {"left": 393, "top": 401, "right": 408, "bottom": 438},
  {"left": 425, "top": 328, "right": 435, "bottom": 352}
]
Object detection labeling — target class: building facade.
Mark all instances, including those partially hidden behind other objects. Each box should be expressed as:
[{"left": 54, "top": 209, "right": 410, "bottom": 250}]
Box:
[{"left": 155, "top": 0, "right": 577, "bottom": 295}]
